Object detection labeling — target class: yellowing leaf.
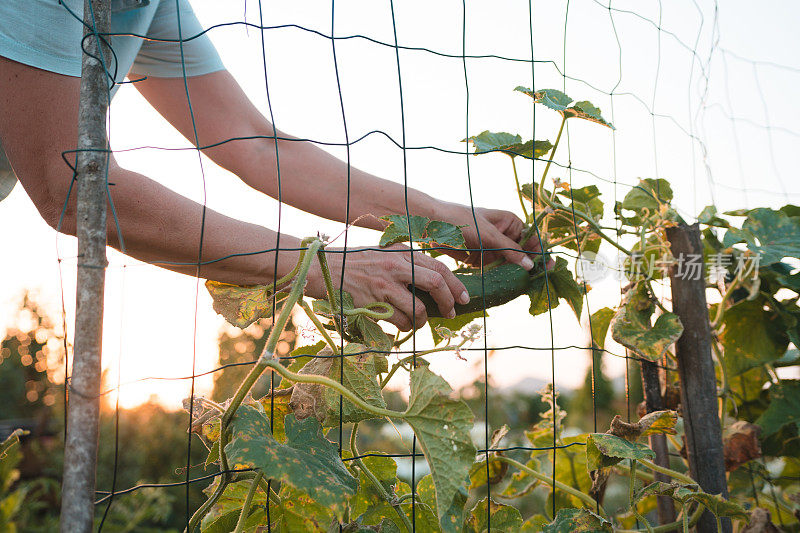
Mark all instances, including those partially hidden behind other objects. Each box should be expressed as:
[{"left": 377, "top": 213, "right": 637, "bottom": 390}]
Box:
[
  {"left": 610, "top": 282, "right": 683, "bottom": 362},
  {"left": 379, "top": 215, "right": 466, "bottom": 250},
  {"left": 720, "top": 297, "right": 789, "bottom": 376},
  {"left": 205, "top": 280, "right": 285, "bottom": 329},
  {"left": 224, "top": 408, "right": 357, "bottom": 519},
  {"left": 542, "top": 508, "right": 612, "bottom": 532},
  {"left": 464, "top": 498, "right": 523, "bottom": 533},
  {"left": 622, "top": 179, "right": 674, "bottom": 213},
  {"left": 755, "top": 380, "right": 800, "bottom": 438},
  {"left": 586, "top": 433, "right": 655, "bottom": 471},
  {"left": 465, "top": 130, "right": 553, "bottom": 159},
  {"left": 563, "top": 101, "right": 615, "bottom": 129},
  {"left": 289, "top": 346, "right": 387, "bottom": 426},
  {"left": 403, "top": 367, "right": 475, "bottom": 533}
]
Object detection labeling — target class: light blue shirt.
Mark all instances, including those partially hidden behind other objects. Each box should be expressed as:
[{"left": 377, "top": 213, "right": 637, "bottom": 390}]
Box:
[{"left": 0, "top": 0, "right": 224, "bottom": 196}]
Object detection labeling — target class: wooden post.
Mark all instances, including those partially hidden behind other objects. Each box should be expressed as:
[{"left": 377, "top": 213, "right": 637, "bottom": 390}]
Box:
[
  {"left": 667, "top": 223, "right": 730, "bottom": 533},
  {"left": 60, "top": 1, "right": 111, "bottom": 531},
  {"left": 639, "top": 360, "right": 676, "bottom": 524}
]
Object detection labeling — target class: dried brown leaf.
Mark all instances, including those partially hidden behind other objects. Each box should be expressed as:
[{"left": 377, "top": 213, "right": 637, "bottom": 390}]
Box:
[{"left": 723, "top": 421, "right": 762, "bottom": 472}]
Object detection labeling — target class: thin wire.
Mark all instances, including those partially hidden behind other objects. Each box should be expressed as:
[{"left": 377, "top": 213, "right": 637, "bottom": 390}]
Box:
[
  {"left": 458, "top": 1, "right": 492, "bottom": 524},
  {"left": 255, "top": 1, "right": 283, "bottom": 528},
  {"left": 172, "top": 1, "right": 211, "bottom": 526},
  {"left": 524, "top": 0, "right": 559, "bottom": 519},
  {"left": 328, "top": 6, "right": 354, "bottom": 533},
  {"left": 97, "top": 265, "right": 126, "bottom": 530},
  {"left": 387, "top": 1, "right": 418, "bottom": 527}
]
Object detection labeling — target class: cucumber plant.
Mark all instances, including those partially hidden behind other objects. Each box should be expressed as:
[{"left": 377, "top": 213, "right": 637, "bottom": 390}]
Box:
[{"left": 184, "top": 85, "right": 800, "bottom": 532}]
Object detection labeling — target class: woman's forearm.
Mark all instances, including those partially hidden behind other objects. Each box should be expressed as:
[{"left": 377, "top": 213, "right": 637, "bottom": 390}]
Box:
[
  {"left": 231, "top": 132, "right": 442, "bottom": 230},
  {"left": 134, "top": 72, "right": 444, "bottom": 231},
  {"left": 50, "top": 162, "right": 303, "bottom": 287}
]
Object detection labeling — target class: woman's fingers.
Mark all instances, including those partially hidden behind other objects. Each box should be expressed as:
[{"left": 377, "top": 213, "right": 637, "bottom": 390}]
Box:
[
  {"left": 521, "top": 231, "right": 555, "bottom": 269},
  {"left": 407, "top": 252, "right": 469, "bottom": 305},
  {"left": 401, "top": 265, "right": 456, "bottom": 319},
  {"left": 482, "top": 226, "right": 535, "bottom": 270},
  {"left": 385, "top": 288, "right": 428, "bottom": 331}
]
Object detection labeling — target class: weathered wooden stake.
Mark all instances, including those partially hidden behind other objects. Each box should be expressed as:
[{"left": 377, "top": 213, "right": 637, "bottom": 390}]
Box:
[
  {"left": 60, "top": 1, "right": 111, "bottom": 531},
  {"left": 667, "top": 223, "right": 731, "bottom": 533},
  {"left": 639, "top": 360, "right": 676, "bottom": 525}
]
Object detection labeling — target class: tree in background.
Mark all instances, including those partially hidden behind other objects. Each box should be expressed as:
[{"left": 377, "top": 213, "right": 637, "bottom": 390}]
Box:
[
  {"left": 211, "top": 315, "right": 298, "bottom": 402},
  {"left": 0, "top": 294, "right": 63, "bottom": 424}
]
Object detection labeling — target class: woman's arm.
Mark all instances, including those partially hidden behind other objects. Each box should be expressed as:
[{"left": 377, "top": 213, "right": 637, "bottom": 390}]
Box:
[
  {"left": 0, "top": 57, "right": 468, "bottom": 329},
  {"left": 134, "top": 71, "right": 538, "bottom": 269}
]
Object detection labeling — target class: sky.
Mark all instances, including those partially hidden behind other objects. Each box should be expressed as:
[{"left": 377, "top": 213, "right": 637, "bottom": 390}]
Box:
[{"left": 1, "top": 0, "right": 799, "bottom": 409}]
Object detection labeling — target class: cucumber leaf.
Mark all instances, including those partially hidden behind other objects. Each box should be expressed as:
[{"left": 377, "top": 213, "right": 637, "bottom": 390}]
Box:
[
  {"left": 527, "top": 256, "right": 583, "bottom": 320},
  {"left": 417, "top": 474, "right": 466, "bottom": 532},
  {"left": 464, "top": 130, "right": 552, "bottom": 159},
  {"left": 755, "top": 380, "right": 800, "bottom": 438},
  {"left": 290, "top": 345, "right": 387, "bottom": 426},
  {"left": 622, "top": 178, "right": 674, "bottom": 213},
  {"left": 464, "top": 498, "right": 523, "bottom": 533},
  {"left": 380, "top": 215, "right": 466, "bottom": 250},
  {"left": 723, "top": 208, "right": 800, "bottom": 265},
  {"left": 610, "top": 282, "right": 683, "bottom": 362},
  {"left": 586, "top": 433, "right": 655, "bottom": 471},
  {"left": 542, "top": 508, "right": 612, "bottom": 532},
  {"left": 633, "top": 481, "right": 699, "bottom": 504},
  {"left": 205, "top": 280, "right": 287, "bottom": 329},
  {"left": 278, "top": 484, "right": 336, "bottom": 531},
  {"left": 402, "top": 367, "right": 475, "bottom": 532},
  {"left": 515, "top": 86, "right": 573, "bottom": 111},
  {"left": 719, "top": 297, "right": 788, "bottom": 376},
  {"left": 224, "top": 409, "right": 357, "bottom": 519},
  {"left": 563, "top": 101, "right": 615, "bottom": 129},
  {"left": 685, "top": 492, "right": 748, "bottom": 521},
  {"left": 589, "top": 307, "right": 615, "bottom": 350}
]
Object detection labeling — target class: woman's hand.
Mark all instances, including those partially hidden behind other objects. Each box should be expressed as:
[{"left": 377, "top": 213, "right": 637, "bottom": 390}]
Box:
[
  {"left": 438, "top": 204, "right": 548, "bottom": 269},
  {"left": 306, "top": 244, "right": 469, "bottom": 331}
]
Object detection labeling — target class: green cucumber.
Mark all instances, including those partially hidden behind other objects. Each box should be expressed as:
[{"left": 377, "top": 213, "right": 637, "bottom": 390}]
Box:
[{"left": 412, "top": 262, "right": 534, "bottom": 318}]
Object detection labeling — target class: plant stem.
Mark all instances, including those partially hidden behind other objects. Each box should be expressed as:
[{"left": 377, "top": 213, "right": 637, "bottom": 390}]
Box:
[
  {"left": 222, "top": 239, "right": 322, "bottom": 430},
  {"left": 637, "top": 458, "right": 695, "bottom": 485},
  {"left": 510, "top": 157, "right": 531, "bottom": 222},
  {"left": 536, "top": 185, "right": 632, "bottom": 256},
  {"left": 316, "top": 246, "right": 346, "bottom": 337},
  {"left": 539, "top": 116, "right": 567, "bottom": 191},
  {"left": 234, "top": 471, "right": 264, "bottom": 533},
  {"left": 532, "top": 117, "right": 634, "bottom": 257},
  {"left": 630, "top": 461, "right": 655, "bottom": 533},
  {"left": 617, "top": 503, "right": 704, "bottom": 533},
  {"left": 711, "top": 342, "right": 731, "bottom": 426},
  {"left": 381, "top": 342, "right": 466, "bottom": 388},
  {"left": 265, "top": 359, "right": 402, "bottom": 419},
  {"left": 393, "top": 330, "right": 415, "bottom": 347},
  {"left": 499, "top": 456, "right": 607, "bottom": 518},
  {"left": 316, "top": 248, "right": 339, "bottom": 312},
  {"left": 185, "top": 473, "right": 229, "bottom": 533},
  {"left": 710, "top": 260, "right": 751, "bottom": 329},
  {"left": 350, "top": 424, "right": 413, "bottom": 533},
  {"left": 0, "top": 429, "right": 26, "bottom": 457},
  {"left": 188, "top": 240, "right": 322, "bottom": 532},
  {"left": 615, "top": 462, "right": 655, "bottom": 483},
  {"left": 298, "top": 299, "right": 339, "bottom": 355}
]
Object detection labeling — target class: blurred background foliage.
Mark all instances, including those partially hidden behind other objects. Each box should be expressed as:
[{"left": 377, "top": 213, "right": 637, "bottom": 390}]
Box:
[{"left": 0, "top": 295, "right": 637, "bottom": 531}]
